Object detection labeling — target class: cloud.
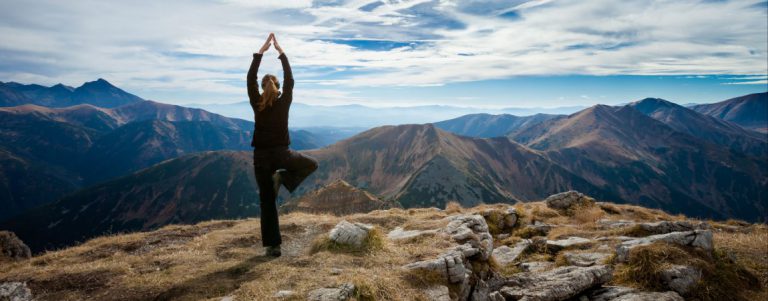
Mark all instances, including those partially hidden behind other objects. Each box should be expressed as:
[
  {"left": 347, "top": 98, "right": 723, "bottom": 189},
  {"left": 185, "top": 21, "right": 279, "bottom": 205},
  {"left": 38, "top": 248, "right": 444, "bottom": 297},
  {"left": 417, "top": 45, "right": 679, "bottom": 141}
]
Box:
[{"left": 0, "top": 0, "right": 765, "bottom": 104}]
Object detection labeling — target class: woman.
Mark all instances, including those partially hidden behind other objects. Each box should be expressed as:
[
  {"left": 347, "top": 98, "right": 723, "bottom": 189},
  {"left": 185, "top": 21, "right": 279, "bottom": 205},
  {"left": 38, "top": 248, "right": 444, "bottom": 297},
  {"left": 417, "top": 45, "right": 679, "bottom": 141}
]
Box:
[{"left": 248, "top": 33, "right": 318, "bottom": 257}]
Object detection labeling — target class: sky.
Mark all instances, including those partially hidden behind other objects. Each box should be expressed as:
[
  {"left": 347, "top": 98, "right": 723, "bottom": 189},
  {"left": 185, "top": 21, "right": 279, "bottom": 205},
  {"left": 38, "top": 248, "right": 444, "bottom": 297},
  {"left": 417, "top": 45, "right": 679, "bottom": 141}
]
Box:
[{"left": 0, "top": 0, "right": 766, "bottom": 108}]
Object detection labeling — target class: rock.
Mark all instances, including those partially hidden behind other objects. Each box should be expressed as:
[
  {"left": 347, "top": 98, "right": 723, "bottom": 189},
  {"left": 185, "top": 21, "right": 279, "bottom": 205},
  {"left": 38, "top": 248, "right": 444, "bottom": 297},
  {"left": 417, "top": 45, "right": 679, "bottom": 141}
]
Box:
[
  {"left": 470, "top": 280, "right": 491, "bottom": 301},
  {"left": 403, "top": 250, "right": 468, "bottom": 284},
  {"left": 596, "top": 236, "right": 636, "bottom": 242},
  {"left": 615, "top": 230, "right": 713, "bottom": 262},
  {"left": 583, "top": 286, "right": 684, "bottom": 301},
  {"left": 444, "top": 214, "right": 494, "bottom": 260},
  {"left": 597, "top": 219, "right": 636, "bottom": 229},
  {"left": 480, "top": 207, "right": 519, "bottom": 231},
  {"left": 520, "top": 221, "right": 553, "bottom": 237},
  {"left": 387, "top": 227, "right": 437, "bottom": 241},
  {"left": 220, "top": 296, "right": 233, "bottom": 301},
  {"left": 584, "top": 286, "right": 638, "bottom": 301},
  {"left": 499, "top": 265, "right": 613, "bottom": 301},
  {"left": 492, "top": 240, "right": 530, "bottom": 266},
  {"left": 0, "top": 282, "right": 33, "bottom": 301},
  {"left": 273, "top": 290, "right": 296, "bottom": 298},
  {"left": 422, "top": 285, "right": 450, "bottom": 301},
  {"left": 545, "top": 191, "right": 595, "bottom": 211},
  {"left": 546, "top": 237, "right": 593, "bottom": 252},
  {"left": 635, "top": 221, "right": 709, "bottom": 235},
  {"left": 519, "top": 261, "right": 554, "bottom": 272},
  {"left": 562, "top": 252, "right": 611, "bottom": 267},
  {"left": 328, "top": 220, "right": 373, "bottom": 247},
  {"left": 307, "top": 283, "right": 356, "bottom": 301},
  {"left": 488, "top": 291, "right": 505, "bottom": 301},
  {"left": 660, "top": 265, "right": 701, "bottom": 295},
  {"left": 609, "top": 291, "right": 684, "bottom": 301},
  {"left": 0, "top": 231, "right": 31, "bottom": 261}
]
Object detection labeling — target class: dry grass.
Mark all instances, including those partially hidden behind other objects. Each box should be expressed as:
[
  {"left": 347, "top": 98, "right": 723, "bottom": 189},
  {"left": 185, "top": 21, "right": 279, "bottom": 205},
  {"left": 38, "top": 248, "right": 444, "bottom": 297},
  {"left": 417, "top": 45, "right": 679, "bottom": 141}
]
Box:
[{"left": 309, "top": 227, "right": 386, "bottom": 255}]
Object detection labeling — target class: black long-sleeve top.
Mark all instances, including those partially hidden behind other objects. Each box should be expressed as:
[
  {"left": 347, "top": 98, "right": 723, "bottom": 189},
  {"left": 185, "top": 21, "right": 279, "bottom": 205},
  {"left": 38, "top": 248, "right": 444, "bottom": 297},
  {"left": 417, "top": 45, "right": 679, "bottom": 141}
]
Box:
[{"left": 247, "top": 52, "right": 294, "bottom": 149}]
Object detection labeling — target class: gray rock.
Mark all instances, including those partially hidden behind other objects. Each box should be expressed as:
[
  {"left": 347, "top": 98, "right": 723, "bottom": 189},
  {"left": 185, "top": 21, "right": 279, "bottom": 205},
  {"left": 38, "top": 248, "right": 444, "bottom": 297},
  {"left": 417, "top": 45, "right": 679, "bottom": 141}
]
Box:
[
  {"left": 480, "top": 207, "right": 519, "bottom": 231},
  {"left": 0, "top": 231, "right": 31, "bottom": 261},
  {"left": 0, "top": 282, "right": 33, "bottom": 301},
  {"left": 660, "top": 265, "right": 701, "bottom": 295},
  {"left": 584, "top": 286, "right": 638, "bottom": 301},
  {"left": 492, "top": 240, "right": 530, "bottom": 266},
  {"left": 636, "top": 221, "right": 709, "bottom": 235},
  {"left": 471, "top": 280, "right": 491, "bottom": 301},
  {"left": 488, "top": 291, "right": 505, "bottom": 301},
  {"left": 596, "top": 236, "right": 636, "bottom": 242},
  {"left": 499, "top": 265, "right": 613, "bottom": 301},
  {"left": 522, "top": 221, "right": 553, "bottom": 237},
  {"left": 422, "top": 285, "right": 450, "bottom": 301},
  {"left": 403, "top": 250, "right": 467, "bottom": 284},
  {"left": 519, "top": 261, "right": 555, "bottom": 272},
  {"left": 563, "top": 252, "right": 611, "bottom": 267},
  {"left": 597, "top": 219, "right": 636, "bottom": 229},
  {"left": 610, "top": 291, "right": 684, "bottom": 301},
  {"left": 307, "top": 283, "right": 356, "bottom": 301},
  {"left": 387, "top": 227, "right": 438, "bottom": 241},
  {"left": 273, "top": 290, "right": 296, "bottom": 298},
  {"left": 444, "top": 214, "right": 494, "bottom": 260},
  {"left": 220, "top": 296, "right": 233, "bottom": 301},
  {"left": 546, "top": 237, "right": 593, "bottom": 251},
  {"left": 545, "top": 191, "right": 594, "bottom": 211},
  {"left": 615, "top": 230, "right": 713, "bottom": 262},
  {"left": 329, "top": 220, "right": 373, "bottom": 247}
]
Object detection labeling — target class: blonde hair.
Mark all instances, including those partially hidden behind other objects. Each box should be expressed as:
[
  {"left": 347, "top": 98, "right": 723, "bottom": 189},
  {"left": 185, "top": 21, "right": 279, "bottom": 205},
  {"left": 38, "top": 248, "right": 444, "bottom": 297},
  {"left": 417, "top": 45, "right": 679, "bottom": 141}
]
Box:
[{"left": 259, "top": 74, "right": 280, "bottom": 112}]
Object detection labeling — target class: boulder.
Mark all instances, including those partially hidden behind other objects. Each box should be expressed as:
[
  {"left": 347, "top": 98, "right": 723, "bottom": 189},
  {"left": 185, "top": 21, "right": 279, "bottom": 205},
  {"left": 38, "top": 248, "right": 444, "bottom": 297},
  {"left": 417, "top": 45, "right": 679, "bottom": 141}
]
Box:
[
  {"left": 403, "top": 250, "right": 468, "bottom": 284},
  {"left": 597, "top": 219, "right": 636, "bottom": 229},
  {"left": 387, "top": 227, "right": 438, "bottom": 241},
  {"left": 545, "top": 191, "right": 595, "bottom": 211},
  {"left": 480, "top": 207, "right": 519, "bottom": 232},
  {"left": 520, "top": 221, "right": 553, "bottom": 237},
  {"left": 307, "top": 283, "right": 356, "bottom": 301},
  {"left": 562, "top": 252, "right": 611, "bottom": 267},
  {"left": 609, "top": 291, "right": 684, "bottom": 301},
  {"left": 519, "top": 261, "right": 554, "bottom": 272},
  {"left": 443, "top": 214, "right": 494, "bottom": 260},
  {"left": 660, "top": 265, "right": 701, "bottom": 295},
  {"left": 635, "top": 221, "right": 709, "bottom": 235},
  {"left": 584, "top": 286, "right": 684, "bottom": 301},
  {"left": 0, "top": 282, "right": 33, "bottom": 301},
  {"left": 546, "top": 237, "right": 593, "bottom": 252},
  {"left": 329, "top": 220, "right": 374, "bottom": 247},
  {"left": 422, "top": 285, "right": 450, "bottom": 301},
  {"left": 488, "top": 291, "right": 504, "bottom": 301},
  {"left": 615, "top": 230, "right": 713, "bottom": 262},
  {"left": 491, "top": 240, "right": 530, "bottom": 267},
  {"left": 499, "top": 265, "right": 612, "bottom": 301},
  {"left": 0, "top": 231, "right": 31, "bottom": 261}
]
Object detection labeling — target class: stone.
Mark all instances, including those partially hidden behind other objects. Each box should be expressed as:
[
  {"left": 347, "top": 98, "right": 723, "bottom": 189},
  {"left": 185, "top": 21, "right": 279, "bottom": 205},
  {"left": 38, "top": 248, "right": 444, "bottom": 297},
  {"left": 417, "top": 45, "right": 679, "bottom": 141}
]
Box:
[
  {"left": 307, "top": 283, "right": 356, "bottom": 301},
  {"left": 610, "top": 291, "right": 684, "bottom": 301},
  {"left": 615, "top": 230, "right": 713, "bottom": 262},
  {"left": 0, "top": 231, "right": 31, "bottom": 261},
  {"left": 470, "top": 280, "right": 491, "bottom": 301},
  {"left": 220, "top": 296, "right": 233, "bottom": 301},
  {"left": 546, "top": 237, "right": 593, "bottom": 251},
  {"left": 597, "top": 219, "right": 636, "bottom": 229},
  {"left": 387, "top": 227, "right": 437, "bottom": 241},
  {"left": 443, "top": 214, "right": 494, "bottom": 260},
  {"left": 422, "top": 285, "right": 450, "bottom": 301},
  {"left": 563, "top": 252, "right": 611, "bottom": 267},
  {"left": 0, "top": 282, "right": 33, "bottom": 301},
  {"left": 521, "top": 221, "right": 553, "bottom": 237},
  {"left": 584, "top": 286, "right": 683, "bottom": 301},
  {"left": 492, "top": 240, "right": 530, "bottom": 266},
  {"left": 660, "top": 265, "right": 701, "bottom": 295},
  {"left": 273, "top": 290, "right": 296, "bottom": 298},
  {"left": 403, "top": 250, "right": 468, "bottom": 284},
  {"left": 545, "top": 191, "right": 595, "bottom": 211},
  {"left": 519, "top": 261, "right": 554, "bottom": 272},
  {"left": 480, "top": 207, "right": 519, "bottom": 231},
  {"left": 488, "top": 291, "right": 505, "bottom": 301},
  {"left": 499, "top": 265, "right": 613, "bottom": 301},
  {"left": 328, "top": 220, "right": 373, "bottom": 247},
  {"left": 636, "top": 221, "right": 709, "bottom": 235}
]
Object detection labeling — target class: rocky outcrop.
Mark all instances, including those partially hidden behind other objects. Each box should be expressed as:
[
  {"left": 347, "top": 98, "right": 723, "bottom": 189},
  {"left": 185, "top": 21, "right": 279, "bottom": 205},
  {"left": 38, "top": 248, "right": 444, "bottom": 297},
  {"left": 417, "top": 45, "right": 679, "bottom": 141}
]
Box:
[
  {"left": 562, "top": 252, "right": 611, "bottom": 267},
  {"left": 546, "top": 237, "right": 593, "bottom": 252},
  {"left": 0, "top": 282, "right": 33, "bottom": 301},
  {"left": 545, "top": 191, "right": 595, "bottom": 212},
  {"left": 387, "top": 227, "right": 438, "bottom": 241},
  {"left": 634, "top": 220, "right": 710, "bottom": 235},
  {"left": 519, "top": 261, "right": 554, "bottom": 272},
  {"left": 584, "top": 286, "right": 684, "bottom": 301},
  {"left": 307, "top": 283, "right": 355, "bottom": 301},
  {"left": 615, "top": 230, "right": 713, "bottom": 262},
  {"left": 660, "top": 265, "right": 701, "bottom": 295},
  {"left": 499, "top": 265, "right": 613, "bottom": 301},
  {"left": 0, "top": 231, "right": 31, "bottom": 261},
  {"left": 281, "top": 180, "right": 396, "bottom": 215},
  {"left": 422, "top": 285, "right": 451, "bottom": 301},
  {"left": 492, "top": 240, "right": 530, "bottom": 266},
  {"left": 480, "top": 207, "right": 519, "bottom": 232},
  {"left": 329, "top": 220, "right": 374, "bottom": 247},
  {"left": 597, "top": 219, "right": 636, "bottom": 229}
]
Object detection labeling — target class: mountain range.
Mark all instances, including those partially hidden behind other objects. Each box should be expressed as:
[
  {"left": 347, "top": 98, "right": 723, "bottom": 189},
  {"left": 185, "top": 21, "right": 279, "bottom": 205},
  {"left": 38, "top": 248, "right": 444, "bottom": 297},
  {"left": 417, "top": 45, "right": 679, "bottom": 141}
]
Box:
[
  {"left": 0, "top": 79, "right": 144, "bottom": 108},
  {"left": 690, "top": 92, "right": 768, "bottom": 133}
]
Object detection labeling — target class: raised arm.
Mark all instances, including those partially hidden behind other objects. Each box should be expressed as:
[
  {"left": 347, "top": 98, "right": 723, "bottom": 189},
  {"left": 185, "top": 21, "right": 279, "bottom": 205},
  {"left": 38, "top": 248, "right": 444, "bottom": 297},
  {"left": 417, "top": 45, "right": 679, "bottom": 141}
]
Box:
[
  {"left": 248, "top": 34, "right": 274, "bottom": 112},
  {"left": 273, "top": 35, "right": 294, "bottom": 99}
]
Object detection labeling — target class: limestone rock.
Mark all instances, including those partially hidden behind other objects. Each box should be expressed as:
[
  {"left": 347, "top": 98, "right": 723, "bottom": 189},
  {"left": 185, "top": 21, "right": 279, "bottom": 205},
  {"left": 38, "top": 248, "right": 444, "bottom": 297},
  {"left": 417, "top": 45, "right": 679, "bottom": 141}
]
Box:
[
  {"left": 597, "top": 219, "right": 636, "bottom": 229},
  {"left": 387, "top": 227, "right": 438, "bottom": 241},
  {"left": 660, "top": 265, "right": 701, "bottom": 295},
  {"left": 329, "top": 220, "right": 374, "bottom": 247},
  {"left": 273, "top": 290, "right": 296, "bottom": 299},
  {"left": 546, "top": 237, "right": 593, "bottom": 252},
  {"left": 307, "top": 283, "right": 356, "bottom": 301},
  {"left": 0, "top": 231, "right": 31, "bottom": 261},
  {"left": 403, "top": 250, "right": 468, "bottom": 284},
  {"left": 584, "top": 286, "right": 684, "bottom": 301},
  {"left": 444, "top": 214, "right": 494, "bottom": 260},
  {"left": 610, "top": 291, "right": 684, "bottom": 301},
  {"left": 0, "top": 282, "right": 33, "bottom": 301},
  {"left": 521, "top": 221, "right": 553, "bottom": 237},
  {"left": 545, "top": 191, "right": 595, "bottom": 211},
  {"left": 519, "top": 261, "right": 554, "bottom": 272},
  {"left": 615, "top": 230, "right": 713, "bottom": 262},
  {"left": 480, "top": 207, "right": 519, "bottom": 231},
  {"left": 488, "top": 291, "right": 505, "bottom": 301},
  {"left": 562, "top": 252, "right": 611, "bottom": 267},
  {"left": 499, "top": 265, "right": 613, "bottom": 301},
  {"left": 422, "top": 285, "right": 450, "bottom": 301},
  {"left": 635, "top": 221, "right": 709, "bottom": 235},
  {"left": 492, "top": 240, "right": 530, "bottom": 266}
]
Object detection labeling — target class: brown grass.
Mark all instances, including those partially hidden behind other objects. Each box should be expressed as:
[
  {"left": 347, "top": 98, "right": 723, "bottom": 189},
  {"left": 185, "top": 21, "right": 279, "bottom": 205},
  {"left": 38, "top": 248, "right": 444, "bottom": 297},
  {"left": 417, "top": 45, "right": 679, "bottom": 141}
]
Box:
[{"left": 309, "top": 227, "right": 386, "bottom": 255}]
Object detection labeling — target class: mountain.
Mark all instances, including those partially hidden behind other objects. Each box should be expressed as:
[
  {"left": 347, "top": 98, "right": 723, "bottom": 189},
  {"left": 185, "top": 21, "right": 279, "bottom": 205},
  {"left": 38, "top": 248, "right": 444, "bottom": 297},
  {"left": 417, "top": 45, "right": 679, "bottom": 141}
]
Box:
[
  {"left": 628, "top": 97, "right": 766, "bottom": 157},
  {"left": 433, "top": 113, "right": 560, "bottom": 138},
  {"left": 0, "top": 151, "right": 259, "bottom": 252},
  {"left": 280, "top": 179, "right": 398, "bottom": 215},
  {"left": 509, "top": 105, "right": 767, "bottom": 221},
  {"left": 0, "top": 79, "right": 143, "bottom": 108},
  {"left": 690, "top": 92, "right": 768, "bottom": 133}
]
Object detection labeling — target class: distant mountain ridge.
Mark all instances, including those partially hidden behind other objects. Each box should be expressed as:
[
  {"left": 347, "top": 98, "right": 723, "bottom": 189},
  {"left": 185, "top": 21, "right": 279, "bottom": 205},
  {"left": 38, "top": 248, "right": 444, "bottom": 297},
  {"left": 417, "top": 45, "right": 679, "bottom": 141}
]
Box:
[
  {"left": 690, "top": 92, "right": 768, "bottom": 133},
  {"left": 433, "top": 113, "right": 560, "bottom": 138},
  {"left": 0, "top": 79, "right": 143, "bottom": 108}
]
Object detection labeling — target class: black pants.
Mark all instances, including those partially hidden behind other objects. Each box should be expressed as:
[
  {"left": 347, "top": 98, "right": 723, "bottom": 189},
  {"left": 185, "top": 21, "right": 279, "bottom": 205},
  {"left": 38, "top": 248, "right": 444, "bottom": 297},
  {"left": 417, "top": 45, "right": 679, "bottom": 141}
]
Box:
[{"left": 253, "top": 146, "right": 318, "bottom": 247}]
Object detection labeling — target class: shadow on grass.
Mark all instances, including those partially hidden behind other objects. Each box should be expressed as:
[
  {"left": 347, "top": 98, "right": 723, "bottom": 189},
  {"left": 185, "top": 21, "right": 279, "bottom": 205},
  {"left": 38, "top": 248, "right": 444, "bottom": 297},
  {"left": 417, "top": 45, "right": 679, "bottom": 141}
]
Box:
[{"left": 153, "top": 254, "right": 276, "bottom": 301}]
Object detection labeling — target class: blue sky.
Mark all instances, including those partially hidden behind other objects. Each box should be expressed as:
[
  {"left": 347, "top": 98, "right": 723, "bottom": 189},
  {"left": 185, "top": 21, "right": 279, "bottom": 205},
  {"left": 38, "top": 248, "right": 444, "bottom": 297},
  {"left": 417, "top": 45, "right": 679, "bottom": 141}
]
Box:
[{"left": 0, "top": 0, "right": 766, "bottom": 108}]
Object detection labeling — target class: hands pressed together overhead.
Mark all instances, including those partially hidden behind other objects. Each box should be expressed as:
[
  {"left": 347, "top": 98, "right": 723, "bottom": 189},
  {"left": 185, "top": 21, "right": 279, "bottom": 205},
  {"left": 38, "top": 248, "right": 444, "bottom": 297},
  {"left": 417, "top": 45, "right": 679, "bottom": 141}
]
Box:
[{"left": 258, "top": 33, "right": 284, "bottom": 55}]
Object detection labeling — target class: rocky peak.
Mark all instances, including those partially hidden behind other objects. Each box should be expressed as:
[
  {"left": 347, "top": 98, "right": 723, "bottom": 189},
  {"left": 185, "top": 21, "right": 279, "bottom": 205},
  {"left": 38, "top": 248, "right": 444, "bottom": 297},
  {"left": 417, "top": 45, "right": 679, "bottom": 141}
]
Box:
[{"left": 280, "top": 179, "right": 398, "bottom": 215}]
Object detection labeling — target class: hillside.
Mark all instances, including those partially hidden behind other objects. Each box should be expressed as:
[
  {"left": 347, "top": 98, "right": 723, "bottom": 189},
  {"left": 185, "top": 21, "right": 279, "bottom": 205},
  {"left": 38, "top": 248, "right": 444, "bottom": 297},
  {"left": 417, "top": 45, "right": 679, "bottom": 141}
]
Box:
[
  {"left": 509, "top": 104, "right": 768, "bottom": 221},
  {"left": 0, "top": 79, "right": 143, "bottom": 108},
  {"left": 280, "top": 179, "right": 399, "bottom": 215},
  {"left": 0, "top": 193, "right": 764, "bottom": 301},
  {"left": 690, "top": 92, "right": 768, "bottom": 133},
  {"left": 433, "top": 113, "right": 560, "bottom": 138}
]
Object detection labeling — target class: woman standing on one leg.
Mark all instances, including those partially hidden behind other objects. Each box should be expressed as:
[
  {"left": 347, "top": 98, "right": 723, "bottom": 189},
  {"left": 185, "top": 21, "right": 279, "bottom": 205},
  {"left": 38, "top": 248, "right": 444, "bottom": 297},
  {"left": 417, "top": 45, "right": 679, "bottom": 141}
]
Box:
[{"left": 248, "top": 33, "right": 318, "bottom": 257}]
